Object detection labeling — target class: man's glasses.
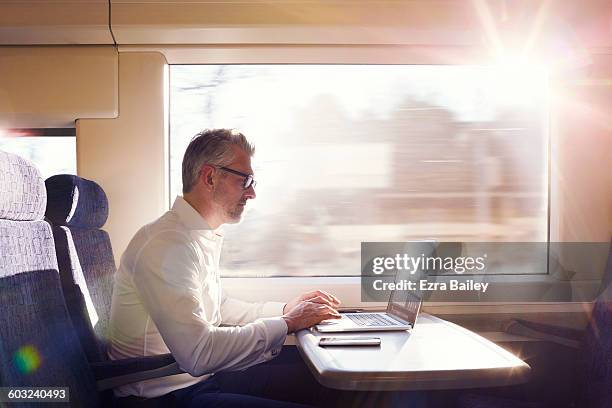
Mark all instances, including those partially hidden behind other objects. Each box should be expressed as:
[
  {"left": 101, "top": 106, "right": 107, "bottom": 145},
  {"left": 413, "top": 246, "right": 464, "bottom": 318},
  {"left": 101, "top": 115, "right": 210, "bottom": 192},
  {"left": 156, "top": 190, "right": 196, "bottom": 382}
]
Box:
[{"left": 217, "top": 166, "right": 257, "bottom": 190}]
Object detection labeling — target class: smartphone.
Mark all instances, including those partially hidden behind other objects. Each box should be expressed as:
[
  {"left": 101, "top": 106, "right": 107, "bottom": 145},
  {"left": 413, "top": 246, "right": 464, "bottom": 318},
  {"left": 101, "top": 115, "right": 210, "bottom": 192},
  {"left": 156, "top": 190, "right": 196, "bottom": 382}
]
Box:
[{"left": 318, "top": 336, "right": 381, "bottom": 347}]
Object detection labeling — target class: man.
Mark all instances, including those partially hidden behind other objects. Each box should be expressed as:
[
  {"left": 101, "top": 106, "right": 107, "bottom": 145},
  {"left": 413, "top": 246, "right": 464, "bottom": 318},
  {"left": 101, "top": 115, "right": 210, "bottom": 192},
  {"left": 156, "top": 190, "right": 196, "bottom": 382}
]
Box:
[{"left": 109, "top": 129, "right": 341, "bottom": 407}]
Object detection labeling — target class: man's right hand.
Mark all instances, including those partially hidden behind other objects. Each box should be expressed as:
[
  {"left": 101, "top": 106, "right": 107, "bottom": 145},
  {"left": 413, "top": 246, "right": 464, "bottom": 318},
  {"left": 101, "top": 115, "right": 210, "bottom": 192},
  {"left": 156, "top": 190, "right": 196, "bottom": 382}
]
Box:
[{"left": 282, "top": 301, "right": 341, "bottom": 333}]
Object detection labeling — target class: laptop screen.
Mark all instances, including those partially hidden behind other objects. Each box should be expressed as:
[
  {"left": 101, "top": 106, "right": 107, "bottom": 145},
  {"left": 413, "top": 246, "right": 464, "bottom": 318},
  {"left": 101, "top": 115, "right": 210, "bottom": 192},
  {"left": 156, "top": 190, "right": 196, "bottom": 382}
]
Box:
[
  {"left": 386, "top": 267, "right": 423, "bottom": 326},
  {"left": 387, "top": 289, "right": 422, "bottom": 326}
]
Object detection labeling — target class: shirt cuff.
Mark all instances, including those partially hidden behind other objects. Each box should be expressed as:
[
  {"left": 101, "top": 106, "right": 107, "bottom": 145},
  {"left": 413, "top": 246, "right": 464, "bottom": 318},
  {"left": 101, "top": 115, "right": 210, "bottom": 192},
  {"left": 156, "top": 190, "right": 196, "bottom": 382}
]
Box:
[
  {"left": 259, "top": 317, "right": 288, "bottom": 358},
  {"left": 260, "top": 301, "right": 287, "bottom": 318}
]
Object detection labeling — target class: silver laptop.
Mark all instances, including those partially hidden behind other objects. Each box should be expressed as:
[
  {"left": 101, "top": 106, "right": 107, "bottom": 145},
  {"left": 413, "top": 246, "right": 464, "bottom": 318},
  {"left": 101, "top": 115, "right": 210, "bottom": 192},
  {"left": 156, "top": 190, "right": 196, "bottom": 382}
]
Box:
[{"left": 315, "top": 275, "right": 422, "bottom": 333}]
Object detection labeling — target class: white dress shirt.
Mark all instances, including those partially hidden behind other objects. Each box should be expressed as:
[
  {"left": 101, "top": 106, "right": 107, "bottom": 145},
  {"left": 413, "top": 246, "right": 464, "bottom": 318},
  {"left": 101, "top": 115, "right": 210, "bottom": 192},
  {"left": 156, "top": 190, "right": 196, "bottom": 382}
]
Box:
[{"left": 108, "top": 196, "right": 288, "bottom": 398}]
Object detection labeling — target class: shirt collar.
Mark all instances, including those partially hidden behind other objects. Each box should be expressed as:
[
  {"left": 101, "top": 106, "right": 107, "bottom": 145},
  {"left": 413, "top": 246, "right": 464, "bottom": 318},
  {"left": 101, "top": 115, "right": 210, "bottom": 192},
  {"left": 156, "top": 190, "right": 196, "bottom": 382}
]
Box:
[{"left": 171, "top": 196, "right": 223, "bottom": 238}]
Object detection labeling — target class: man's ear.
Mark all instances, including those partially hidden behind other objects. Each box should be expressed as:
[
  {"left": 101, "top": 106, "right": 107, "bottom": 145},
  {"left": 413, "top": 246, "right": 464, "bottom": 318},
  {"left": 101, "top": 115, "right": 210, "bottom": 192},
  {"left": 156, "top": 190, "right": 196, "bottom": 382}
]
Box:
[{"left": 200, "top": 165, "right": 216, "bottom": 190}]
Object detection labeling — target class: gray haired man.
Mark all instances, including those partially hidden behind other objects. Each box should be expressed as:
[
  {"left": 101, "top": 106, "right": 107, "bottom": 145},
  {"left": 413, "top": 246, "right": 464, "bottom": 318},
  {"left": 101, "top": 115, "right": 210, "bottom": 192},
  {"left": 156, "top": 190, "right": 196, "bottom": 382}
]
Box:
[{"left": 109, "top": 128, "right": 341, "bottom": 407}]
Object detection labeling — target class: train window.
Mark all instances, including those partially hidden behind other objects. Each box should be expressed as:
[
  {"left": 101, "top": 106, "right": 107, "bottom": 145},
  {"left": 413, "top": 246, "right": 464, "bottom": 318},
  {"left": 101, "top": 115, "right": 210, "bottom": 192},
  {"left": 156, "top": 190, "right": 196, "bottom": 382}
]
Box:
[
  {"left": 170, "top": 65, "right": 549, "bottom": 277},
  {"left": 0, "top": 128, "right": 77, "bottom": 179}
]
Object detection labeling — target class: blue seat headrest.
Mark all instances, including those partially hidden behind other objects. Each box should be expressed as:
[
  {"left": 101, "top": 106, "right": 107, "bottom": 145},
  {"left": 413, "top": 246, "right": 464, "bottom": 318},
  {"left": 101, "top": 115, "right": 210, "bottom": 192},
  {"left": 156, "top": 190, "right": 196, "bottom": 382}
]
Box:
[
  {"left": 45, "top": 175, "right": 109, "bottom": 229},
  {"left": 0, "top": 150, "right": 47, "bottom": 221}
]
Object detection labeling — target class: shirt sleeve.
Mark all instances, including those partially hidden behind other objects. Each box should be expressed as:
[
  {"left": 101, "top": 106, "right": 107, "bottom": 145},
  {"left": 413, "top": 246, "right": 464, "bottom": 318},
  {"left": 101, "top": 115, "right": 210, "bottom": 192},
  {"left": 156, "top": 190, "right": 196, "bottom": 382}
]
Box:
[
  {"left": 220, "top": 290, "right": 286, "bottom": 326},
  {"left": 131, "top": 231, "right": 287, "bottom": 377}
]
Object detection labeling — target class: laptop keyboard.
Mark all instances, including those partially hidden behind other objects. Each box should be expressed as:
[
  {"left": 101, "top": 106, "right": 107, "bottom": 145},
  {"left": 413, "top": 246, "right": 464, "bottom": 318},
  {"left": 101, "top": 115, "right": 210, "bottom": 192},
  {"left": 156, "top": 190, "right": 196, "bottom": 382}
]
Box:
[{"left": 346, "top": 313, "right": 399, "bottom": 327}]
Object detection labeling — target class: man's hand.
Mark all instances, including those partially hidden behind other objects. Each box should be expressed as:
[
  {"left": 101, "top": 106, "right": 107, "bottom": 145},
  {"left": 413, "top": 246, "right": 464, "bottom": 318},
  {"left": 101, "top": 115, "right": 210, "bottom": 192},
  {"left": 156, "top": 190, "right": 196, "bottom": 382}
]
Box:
[
  {"left": 282, "top": 301, "right": 341, "bottom": 333},
  {"left": 283, "top": 290, "right": 341, "bottom": 314}
]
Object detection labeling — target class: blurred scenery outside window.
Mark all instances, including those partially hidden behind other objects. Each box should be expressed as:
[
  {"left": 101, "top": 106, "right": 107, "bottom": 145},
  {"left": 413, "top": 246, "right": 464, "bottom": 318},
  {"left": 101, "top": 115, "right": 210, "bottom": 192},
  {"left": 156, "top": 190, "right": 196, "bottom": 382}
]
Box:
[
  {"left": 170, "top": 65, "right": 549, "bottom": 277},
  {"left": 0, "top": 130, "right": 76, "bottom": 179}
]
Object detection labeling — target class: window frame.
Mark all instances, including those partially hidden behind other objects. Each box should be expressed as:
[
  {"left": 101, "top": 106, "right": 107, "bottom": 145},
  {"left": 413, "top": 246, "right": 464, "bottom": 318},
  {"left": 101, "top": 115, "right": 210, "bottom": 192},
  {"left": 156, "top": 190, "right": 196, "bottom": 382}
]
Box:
[{"left": 160, "top": 45, "right": 570, "bottom": 306}]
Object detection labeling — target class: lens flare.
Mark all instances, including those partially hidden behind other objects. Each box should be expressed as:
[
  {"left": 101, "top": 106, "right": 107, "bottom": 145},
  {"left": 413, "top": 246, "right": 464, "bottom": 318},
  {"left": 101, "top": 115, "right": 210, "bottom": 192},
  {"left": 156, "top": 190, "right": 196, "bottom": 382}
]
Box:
[{"left": 13, "top": 345, "right": 42, "bottom": 374}]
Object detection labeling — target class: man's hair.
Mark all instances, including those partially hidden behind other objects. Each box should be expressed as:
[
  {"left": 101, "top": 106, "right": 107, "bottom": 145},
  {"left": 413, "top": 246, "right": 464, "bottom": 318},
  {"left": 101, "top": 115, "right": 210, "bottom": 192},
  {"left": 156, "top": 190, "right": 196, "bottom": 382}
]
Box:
[{"left": 182, "top": 128, "right": 255, "bottom": 194}]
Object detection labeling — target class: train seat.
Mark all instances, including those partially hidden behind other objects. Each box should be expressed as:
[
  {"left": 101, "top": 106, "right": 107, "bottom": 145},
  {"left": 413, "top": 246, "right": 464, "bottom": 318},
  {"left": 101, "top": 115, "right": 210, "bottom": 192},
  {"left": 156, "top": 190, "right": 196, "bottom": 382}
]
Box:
[
  {"left": 44, "top": 174, "right": 116, "bottom": 364},
  {"left": 0, "top": 150, "right": 101, "bottom": 406}
]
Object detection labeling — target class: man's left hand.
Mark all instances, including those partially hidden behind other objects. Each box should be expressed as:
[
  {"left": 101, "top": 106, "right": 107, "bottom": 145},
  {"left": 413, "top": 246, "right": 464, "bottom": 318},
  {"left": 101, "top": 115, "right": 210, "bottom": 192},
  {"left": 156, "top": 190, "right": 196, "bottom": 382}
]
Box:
[{"left": 283, "top": 290, "right": 341, "bottom": 314}]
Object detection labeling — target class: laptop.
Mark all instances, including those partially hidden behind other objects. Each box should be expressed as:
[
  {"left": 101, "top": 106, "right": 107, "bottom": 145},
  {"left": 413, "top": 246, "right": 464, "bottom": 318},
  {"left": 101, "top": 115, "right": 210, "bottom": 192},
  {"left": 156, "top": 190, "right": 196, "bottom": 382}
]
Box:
[{"left": 315, "top": 273, "right": 422, "bottom": 333}]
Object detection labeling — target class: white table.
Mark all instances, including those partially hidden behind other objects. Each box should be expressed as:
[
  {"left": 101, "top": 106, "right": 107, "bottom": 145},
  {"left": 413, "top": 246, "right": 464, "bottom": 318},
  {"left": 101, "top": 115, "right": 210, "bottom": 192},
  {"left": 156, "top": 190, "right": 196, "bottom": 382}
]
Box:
[{"left": 296, "top": 313, "right": 530, "bottom": 391}]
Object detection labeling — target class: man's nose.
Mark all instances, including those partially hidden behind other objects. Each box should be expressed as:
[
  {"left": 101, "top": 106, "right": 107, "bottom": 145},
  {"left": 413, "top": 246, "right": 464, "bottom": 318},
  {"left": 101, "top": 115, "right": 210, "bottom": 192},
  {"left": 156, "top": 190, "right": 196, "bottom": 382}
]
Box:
[{"left": 244, "top": 185, "right": 256, "bottom": 199}]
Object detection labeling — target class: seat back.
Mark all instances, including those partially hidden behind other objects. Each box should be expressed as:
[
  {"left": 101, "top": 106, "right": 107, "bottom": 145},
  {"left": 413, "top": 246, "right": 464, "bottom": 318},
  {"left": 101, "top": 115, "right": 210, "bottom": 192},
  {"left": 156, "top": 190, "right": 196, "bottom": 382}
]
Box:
[
  {"left": 0, "top": 151, "right": 99, "bottom": 406},
  {"left": 45, "top": 174, "right": 116, "bottom": 363},
  {"left": 579, "top": 239, "right": 612, "bottom": 408}
]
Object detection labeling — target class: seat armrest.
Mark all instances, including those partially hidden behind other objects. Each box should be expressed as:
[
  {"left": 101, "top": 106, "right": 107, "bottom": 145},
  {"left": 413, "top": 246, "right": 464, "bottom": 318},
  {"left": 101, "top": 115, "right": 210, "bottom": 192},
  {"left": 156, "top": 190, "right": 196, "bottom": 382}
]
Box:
[
  {"left": 501, "top": 319, "right": 582, "bottom": 349},
  {"left": 92, "top": 354, "right": 185, "bottom": 391}
]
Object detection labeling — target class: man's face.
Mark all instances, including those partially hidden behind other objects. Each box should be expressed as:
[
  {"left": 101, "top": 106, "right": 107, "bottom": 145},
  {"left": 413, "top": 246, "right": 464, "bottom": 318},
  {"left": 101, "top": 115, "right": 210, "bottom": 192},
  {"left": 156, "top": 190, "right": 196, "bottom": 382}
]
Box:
[{"left": 212, "top": 146, "right": 256, "bottom": 224}]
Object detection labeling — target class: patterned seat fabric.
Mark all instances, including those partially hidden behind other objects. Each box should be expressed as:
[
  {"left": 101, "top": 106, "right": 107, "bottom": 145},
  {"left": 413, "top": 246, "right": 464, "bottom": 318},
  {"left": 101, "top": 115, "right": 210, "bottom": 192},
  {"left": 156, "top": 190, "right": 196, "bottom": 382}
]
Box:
[
  {"left": 45, "top": 174, "right": 116, "bottom": 363},
  {"left": 0, "top": 151, "right": 99, "bottom": 407}
]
